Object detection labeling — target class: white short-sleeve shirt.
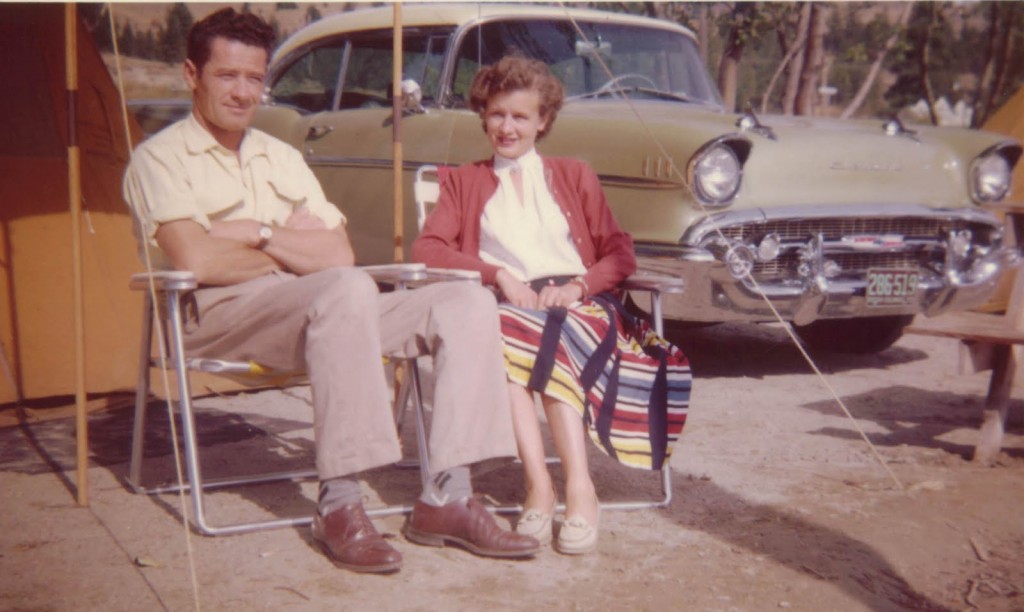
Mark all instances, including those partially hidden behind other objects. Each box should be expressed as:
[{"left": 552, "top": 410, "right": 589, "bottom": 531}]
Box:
[{"left": 124, "top": 112, "right": 344, "bottom": 267}]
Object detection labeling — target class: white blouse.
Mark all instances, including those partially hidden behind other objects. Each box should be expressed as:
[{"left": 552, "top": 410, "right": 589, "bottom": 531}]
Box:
[{"left": 478, "top": 149, "right": 586, "bottom": 282}]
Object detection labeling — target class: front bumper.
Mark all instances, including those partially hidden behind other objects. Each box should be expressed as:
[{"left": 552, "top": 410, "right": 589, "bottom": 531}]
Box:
[{"left": 630, "top": 205, "right": 1020, "bottom": 325}]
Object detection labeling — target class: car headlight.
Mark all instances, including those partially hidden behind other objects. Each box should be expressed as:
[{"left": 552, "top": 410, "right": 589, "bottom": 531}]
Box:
[
  {"left": 971, "top": 153, "right": 1011, "bottom": 203},
  {"left": 691, "top": 144, "right": 742, "bottom": 206}
]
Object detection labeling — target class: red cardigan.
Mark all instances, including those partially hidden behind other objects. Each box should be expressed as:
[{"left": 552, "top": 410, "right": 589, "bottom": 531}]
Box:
[{"left": 412, "top": 156, "right": 636, "bottom": 295}]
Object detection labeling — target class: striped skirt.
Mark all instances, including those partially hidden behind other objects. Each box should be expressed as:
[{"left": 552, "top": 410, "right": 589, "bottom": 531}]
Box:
[{"left": 500, "top": 295, "right": 692, "bottom": 470}]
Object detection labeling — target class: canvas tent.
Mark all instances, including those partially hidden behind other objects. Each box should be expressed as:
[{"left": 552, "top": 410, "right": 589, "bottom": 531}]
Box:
[{"left": 0, "top": 4, "right": 144, "bottom": 406}]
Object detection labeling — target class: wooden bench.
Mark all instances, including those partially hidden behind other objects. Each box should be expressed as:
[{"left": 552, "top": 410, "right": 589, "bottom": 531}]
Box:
[
  {"left": 906, "top": 311, "right": 1023, "bottom": 463},
  {"left": 905, "top": 205, "right": 1023, "bottom": 464}
]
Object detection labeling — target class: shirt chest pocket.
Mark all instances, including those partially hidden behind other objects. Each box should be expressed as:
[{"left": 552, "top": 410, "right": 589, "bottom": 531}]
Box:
[
  {"left": 194, "top": 175, "right": 248, "bottom": 219},
  {"left": 266, "top": 174, "right": 307, "bottom": 207}
]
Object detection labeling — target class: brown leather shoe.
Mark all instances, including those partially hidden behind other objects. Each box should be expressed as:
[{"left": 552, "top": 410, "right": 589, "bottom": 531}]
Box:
[
  {"left": 404, "top": 497, "right": 540, "bottom": 558},
  {"left": 312, "top": 503, "right": 402, "bottom": 573}
]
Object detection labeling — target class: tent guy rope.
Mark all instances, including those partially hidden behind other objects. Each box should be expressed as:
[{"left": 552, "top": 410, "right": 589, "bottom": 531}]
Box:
[
  {"left": 107, "top": 4, "right": 203, "bottom": 609},
  {"left": 556, "top": 1, "right": 904, "bottom": 491}
]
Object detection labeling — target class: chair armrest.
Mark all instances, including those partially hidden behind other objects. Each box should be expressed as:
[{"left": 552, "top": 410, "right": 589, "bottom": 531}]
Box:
[
  {"left": 422, "top": 268, "right": 482, "bottom": 283},
  {"left": 130, "top": 270, "right": 198, "bottom": 292},
  {"left": 130, "top": 264, "right": 472, "bottom": 293},
  {"left": 621, "top": 272, "right": 684, "bottom": 294},
  {"left": 360, "top": 263, "right": 428, "bottom": 284}
]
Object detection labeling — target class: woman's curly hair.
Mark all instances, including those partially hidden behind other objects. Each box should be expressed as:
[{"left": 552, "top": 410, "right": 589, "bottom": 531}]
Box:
[{"left": 468, "top": 54, "right": 565, "bottom": 140}]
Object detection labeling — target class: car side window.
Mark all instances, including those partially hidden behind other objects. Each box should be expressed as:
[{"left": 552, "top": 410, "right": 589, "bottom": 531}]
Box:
[
  {"left": 340, "top": 29, "right": 451, "bottom": 110},
  {"left": 270, "top": 44, "right": 345, "bottom": 113}
]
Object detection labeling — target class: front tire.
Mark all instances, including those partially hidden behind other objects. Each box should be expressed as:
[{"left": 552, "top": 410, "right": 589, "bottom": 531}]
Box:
[{"left": 792, "top": 315, "right": 914, "bottom": 354}]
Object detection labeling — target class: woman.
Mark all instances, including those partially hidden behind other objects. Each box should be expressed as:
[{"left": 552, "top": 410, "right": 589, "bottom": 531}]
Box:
[{"left": 413, "top": 56, "right": 691, "bottom": 554}]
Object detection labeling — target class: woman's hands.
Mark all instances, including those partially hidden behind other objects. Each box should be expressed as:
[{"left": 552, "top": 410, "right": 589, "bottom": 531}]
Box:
[
  {"left": 538, "top": 283, "right": 583, "bottom": 308},
  {"left": 496, "top": 269, "right": 584, "bottom": 310},
  {"left": 496, "top": 269, "right": 538, "bottom": 308}
]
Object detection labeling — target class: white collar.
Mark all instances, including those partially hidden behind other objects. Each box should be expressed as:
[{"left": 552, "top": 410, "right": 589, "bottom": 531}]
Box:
[{"left": 494, "top": 148, "right": 542, "bottom": 174}]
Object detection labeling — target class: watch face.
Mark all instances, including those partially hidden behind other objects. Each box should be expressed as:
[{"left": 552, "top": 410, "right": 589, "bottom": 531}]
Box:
[{"left": 257, "top": 224, "right": 273, "bottom": 249}]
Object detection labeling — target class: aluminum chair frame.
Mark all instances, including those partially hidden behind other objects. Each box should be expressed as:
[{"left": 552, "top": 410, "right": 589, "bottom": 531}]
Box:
[
  {"left": 414, "top": 164, "right": 685, "bottom": 515},
  {"left": 126, "top": 266, "right": 436, "bottom": 536}
]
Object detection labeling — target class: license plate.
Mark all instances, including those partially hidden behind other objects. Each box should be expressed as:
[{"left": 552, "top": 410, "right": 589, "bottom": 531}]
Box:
[{"left": 866, "top": 269, "right": 919, "bottom": 307}]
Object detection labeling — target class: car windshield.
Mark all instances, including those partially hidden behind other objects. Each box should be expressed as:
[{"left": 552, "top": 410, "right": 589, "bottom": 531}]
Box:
[{"left": 451, "top": 18, "right": 722, "bottom": 107}]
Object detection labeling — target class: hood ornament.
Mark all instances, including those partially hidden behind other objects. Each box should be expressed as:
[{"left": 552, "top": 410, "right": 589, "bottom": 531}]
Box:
[
  {"left": 882, "top": 116, "right": 918, "bottom": 141},
  {"left": 736, "top": 104, "right": 777, "bottom": 141}
]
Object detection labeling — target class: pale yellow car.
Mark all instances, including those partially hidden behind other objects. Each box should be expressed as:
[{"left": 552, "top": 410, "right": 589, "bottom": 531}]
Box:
[{"left": 246, "top": 3, "right": 1022, "bottom": 353}]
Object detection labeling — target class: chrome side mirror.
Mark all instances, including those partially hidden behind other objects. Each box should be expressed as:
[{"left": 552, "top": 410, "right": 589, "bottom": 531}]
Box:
[{"left": 401, "top": 79, "right": 426, "bottom": 114}]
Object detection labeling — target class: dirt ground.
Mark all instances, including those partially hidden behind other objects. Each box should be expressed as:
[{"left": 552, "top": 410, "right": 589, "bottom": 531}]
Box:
[{"left": 1, "top": 321, "right": 1022, "bottom": 611}]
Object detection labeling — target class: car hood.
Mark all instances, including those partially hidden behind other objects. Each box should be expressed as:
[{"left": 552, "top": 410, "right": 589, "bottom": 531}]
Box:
[{"left": 547, "top": 100, "right": 1016, "bottom": 213}]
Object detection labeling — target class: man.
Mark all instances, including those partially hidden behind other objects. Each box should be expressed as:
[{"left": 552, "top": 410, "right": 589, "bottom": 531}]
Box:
[{"left": 123, "top": 8, "right": 539, "bottom": 574}]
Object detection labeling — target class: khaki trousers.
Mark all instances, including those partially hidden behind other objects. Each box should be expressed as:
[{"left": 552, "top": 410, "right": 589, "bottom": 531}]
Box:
[{"left": 182, "top": 267, "right": 516, "bottom": 480}]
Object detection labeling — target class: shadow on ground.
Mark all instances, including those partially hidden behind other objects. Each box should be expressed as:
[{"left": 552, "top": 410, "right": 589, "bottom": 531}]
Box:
[
  {"left": 666, "top": 472, "right": 951, "bottom": 611},
  {"left": 666, "top": 322, "right": 928, "bottom": 379},
  {"left": 801, "top": 385, "right": 1024, "bottom": 461},
  {"left": 0, "top": 388, "right": 987, "bottom": 610}
]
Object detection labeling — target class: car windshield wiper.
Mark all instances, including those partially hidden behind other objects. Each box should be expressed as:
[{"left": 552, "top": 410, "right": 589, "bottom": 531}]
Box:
[{"left": 568, "top": 86, "right": 693, "bottom": 103}]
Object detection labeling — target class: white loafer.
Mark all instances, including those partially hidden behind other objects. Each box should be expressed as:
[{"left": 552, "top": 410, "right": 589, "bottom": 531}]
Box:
[
  {"left": 516, "top": 508, "right": 553, "bottom": 545},
  {"left": 556, "top": 515, "right": 598, "bottom": 555}
]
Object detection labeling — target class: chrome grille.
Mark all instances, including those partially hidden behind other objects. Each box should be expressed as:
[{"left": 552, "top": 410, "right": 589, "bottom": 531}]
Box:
[
  {"left": 754, "top": 251, "right": 928, "bottom": 278},
  {"left": 718, "top": 217, "right": 958, "bottom": 242}
]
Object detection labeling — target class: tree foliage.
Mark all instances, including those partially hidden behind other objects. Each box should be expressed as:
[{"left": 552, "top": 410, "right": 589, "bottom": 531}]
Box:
[
  {"left": 158, "top": 3, "right": 193, "bottom": 64},
  {"left": 85, "top": 1, "right": 1023, "bottom": 123}
]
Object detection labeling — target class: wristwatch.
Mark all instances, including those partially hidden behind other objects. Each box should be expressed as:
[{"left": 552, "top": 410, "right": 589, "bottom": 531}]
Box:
[
  {"left": 569, "top": 275, "right": 589, "bottom": 297},
  {"left": 256, "top": 223, "right": 273, "bottom": 250}
]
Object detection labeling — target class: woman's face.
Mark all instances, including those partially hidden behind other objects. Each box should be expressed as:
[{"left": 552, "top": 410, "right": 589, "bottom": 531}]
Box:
[{"left": 483, "top": 88, "right": 548, "bottom": 160}]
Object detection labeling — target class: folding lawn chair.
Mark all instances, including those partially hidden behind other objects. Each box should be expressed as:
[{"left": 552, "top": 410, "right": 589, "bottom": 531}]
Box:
[{"left": 126, "top": 264, "right": 459, "bottom": 536}]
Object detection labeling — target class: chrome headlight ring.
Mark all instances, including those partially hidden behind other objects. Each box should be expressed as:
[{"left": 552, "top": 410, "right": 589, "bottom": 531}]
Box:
[
  {"left": 970, "top": 143, "right": 1020, "bottom": 204},
  {"left": 688, "top": 138, "right": 749, "bottom": 207}
]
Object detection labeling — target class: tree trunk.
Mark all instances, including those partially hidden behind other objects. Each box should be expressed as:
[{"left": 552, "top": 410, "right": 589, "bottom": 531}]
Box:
[
  {"left": 718, "top": 49, "right": 742, "bottom": 112},
  {"left": 762, "top": 3, "right": 810, "bottom": 114},
  {"left": 697, "top": 3, "right": 709, "bottom": 64},
  {"left": 782, "top": 2, "right": 812, "bottom": 115},
  {"left": 794, "top": 3, "right": 826, "bottom": 116},
  {"left": 986, "top": 3, "right": 1018, "bottom": 124},
  {"left": 718, "top": 24, "right": 745, "bottom": 112},
  {"left": 840, "top": 1, "right": 914, "bottom": 119},
  {"left": 973, "top": 2, "right": 1002, "bottom": 127},
  {"left": 920, "top": 3, "right": 939, "bottom": 126}
]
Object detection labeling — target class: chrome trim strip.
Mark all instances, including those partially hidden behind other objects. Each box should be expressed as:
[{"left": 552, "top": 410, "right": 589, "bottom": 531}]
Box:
[
  {"left": 307, "top": 157, "right": 436, "bottom": 172},
  {"left": 306, "top": 155, "right": 684, "bottom": 189},
  {"left": 598, "top": 175, "right": 683, "bottom": 189}
]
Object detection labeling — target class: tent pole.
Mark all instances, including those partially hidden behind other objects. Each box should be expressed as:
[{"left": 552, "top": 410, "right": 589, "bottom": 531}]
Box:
[
  {"left": 392, "top": 2, "right": 403, "bottom": 263},
  {"left": 66, "top": 3, "right": 88, "bottom": 507}
]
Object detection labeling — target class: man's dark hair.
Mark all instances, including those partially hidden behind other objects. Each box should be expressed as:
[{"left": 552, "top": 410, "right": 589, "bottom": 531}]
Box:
[{"left": 187, "top": 8, "right": 276, "bottom": 72}]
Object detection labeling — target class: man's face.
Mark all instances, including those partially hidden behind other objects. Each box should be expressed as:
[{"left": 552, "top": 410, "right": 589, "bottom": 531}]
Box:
[{"left": 184, "top": 37, "right": 267, "bottom": 148}]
